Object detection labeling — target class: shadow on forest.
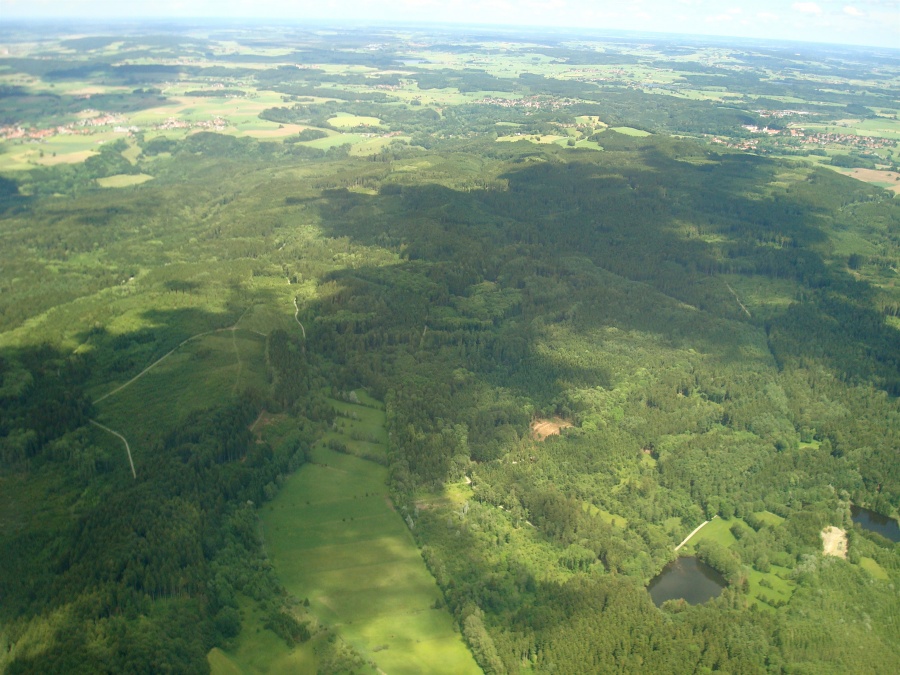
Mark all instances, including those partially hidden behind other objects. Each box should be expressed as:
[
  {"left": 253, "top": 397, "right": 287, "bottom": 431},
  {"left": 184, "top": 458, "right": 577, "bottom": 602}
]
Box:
[{"left": 306, "top": 138, "right": 899, "bottom": 398}]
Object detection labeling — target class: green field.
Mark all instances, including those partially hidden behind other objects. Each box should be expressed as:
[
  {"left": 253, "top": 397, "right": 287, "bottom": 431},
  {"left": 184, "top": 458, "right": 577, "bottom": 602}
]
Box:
[
  {"left": 752, "top": 511, "right": 785, "bottom": 527},
  {"left": 95, "top": 329, "right": 267, "bottom": 455},
  {"left": 583, "top": 503, "right": 628, "bottom": 528},
  {"left": 610, "top": 126, "right": 652, "bottom": 137},
  {"left": 682, "top": 516, "right": 737, "bottom": 552},
  {"left": 683, "top": 517, "right": 797, "bottom": 609},
  {"left": 859, "top": 556, "right": 889, "bottom": 581},
  {"left": 258, "top": 396, "right": 480, "bottom": 675},
  {"left": 208, "top": 599, "right": 324, "bottom": 675}
]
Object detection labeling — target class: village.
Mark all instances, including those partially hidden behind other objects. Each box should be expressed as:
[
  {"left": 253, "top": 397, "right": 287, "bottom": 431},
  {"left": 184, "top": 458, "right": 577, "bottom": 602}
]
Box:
[{"left": 0, "top": 110, "right": 227, "bottom": 143}]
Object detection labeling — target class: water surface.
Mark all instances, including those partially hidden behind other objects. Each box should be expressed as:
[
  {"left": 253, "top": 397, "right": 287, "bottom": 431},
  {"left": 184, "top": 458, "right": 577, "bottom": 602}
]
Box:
[
  {"left": 851, "top": 506, "right": 900, "bottom": 543},
  {"left": 648, "top": 556, "right": 726, "bottom": 607}
]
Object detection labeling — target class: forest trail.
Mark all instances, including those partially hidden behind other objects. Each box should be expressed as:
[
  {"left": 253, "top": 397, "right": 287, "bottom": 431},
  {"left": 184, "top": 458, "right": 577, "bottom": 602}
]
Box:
[
  {"left": 89, "top": 419, "right": 136, "bottom": 479},
  {"left": 94, "top": 307, "right": 254, "bottom": 404},
  {"left": 293, "top": 297, "right": 306, "bottom": 339},
  {"left": 231, "top": 327, "right": 243, "bottom": 395},
  {"left": 724, "top": 282, "right": 752, "bottom": 318},
  {"left": 675, "top": 515, "right": 717, "bottom": 551}
]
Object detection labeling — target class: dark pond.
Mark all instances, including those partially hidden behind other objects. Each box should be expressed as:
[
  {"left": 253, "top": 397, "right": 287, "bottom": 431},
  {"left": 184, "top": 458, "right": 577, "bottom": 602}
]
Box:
[
  {"left": 851, "top": 506, "right": 900, "bottom": 543},
  {"left": 648, "top": 556, "right": 727, "bottom": 607}
]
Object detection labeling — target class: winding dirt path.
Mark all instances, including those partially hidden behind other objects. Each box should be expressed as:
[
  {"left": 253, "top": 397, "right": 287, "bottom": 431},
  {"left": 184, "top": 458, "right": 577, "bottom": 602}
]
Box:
[
  {"left": 90, "top": 307, "right": 256, "bottom": 477},
  {"left": 89, "top": 419, "right": 136, "bottom": 479},
  {"left": 94, "top": 307, "right": 254, "bottom": 404},
  {"left": 293, "top": 297, "right": 306, "bottom": 339}
]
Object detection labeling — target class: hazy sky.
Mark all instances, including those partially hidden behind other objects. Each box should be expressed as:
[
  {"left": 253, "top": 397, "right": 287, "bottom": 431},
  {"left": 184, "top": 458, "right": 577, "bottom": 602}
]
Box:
[{"left": 2, "top": 0, "right": 898, "bottom": 48}]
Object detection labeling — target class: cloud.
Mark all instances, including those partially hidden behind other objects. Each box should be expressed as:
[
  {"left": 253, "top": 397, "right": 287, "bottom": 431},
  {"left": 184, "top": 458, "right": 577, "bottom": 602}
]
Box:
[
  {"left": 792, "top": 2, "right": 823, "bottom": 14},
  {"left": 756, "top": 11, "right": 779, "bottom": 21},
  {"left": 843, "top": 5, "right": 864, "bottom": 16}
]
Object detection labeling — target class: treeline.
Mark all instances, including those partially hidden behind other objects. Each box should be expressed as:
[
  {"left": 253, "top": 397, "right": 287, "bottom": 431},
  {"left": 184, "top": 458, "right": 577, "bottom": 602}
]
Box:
[{"left": 0, "top": 333, "right": 325, "bottom": 672}]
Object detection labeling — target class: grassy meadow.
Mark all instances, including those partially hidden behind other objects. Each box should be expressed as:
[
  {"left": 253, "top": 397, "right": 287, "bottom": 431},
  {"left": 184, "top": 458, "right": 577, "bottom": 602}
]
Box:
[{"left": 258, "top": 395, "right": 480, "bottom": 675}]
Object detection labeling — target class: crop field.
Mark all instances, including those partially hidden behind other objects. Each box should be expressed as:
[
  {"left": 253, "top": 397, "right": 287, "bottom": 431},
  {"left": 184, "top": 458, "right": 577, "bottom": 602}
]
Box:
[{"left": 260, "top": 395, "right": 479, "bottom": 675}]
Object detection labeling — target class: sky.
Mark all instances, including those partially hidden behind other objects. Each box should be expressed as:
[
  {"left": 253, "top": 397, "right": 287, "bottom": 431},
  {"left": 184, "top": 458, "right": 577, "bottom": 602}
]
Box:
[{"left": 1, "top": 0, "right": 898, "bottom": 49}]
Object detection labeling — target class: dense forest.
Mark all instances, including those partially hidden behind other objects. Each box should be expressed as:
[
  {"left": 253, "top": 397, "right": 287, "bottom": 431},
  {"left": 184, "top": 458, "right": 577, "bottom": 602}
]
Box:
[{"left": 1, "top": 22, "right": 899, "bottom": 675}]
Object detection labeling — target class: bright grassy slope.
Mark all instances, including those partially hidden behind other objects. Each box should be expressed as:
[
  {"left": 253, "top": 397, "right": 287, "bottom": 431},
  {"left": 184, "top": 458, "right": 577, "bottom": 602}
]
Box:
[
  {"left": 208, "top": 599, "right": 323, "bottom": 675},
  {"left": 260, "top": 396, "right": 480, "bottom": 675}
]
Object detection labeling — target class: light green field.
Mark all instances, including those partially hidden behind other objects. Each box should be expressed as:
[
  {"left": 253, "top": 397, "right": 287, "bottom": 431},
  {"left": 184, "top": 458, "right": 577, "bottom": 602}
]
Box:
[
  {"left": 573, "top": 139, "right": 603, "bottom": 151},
  {"left": 720, "top": 275, "right": 797, "bottom": 320},
  {"left": 260, "top": 396, "right": 480, "bottom": 675},
  {"left": 682, "top": 516, "right": 738, "bottom": 552},
  {"left": 683, "top": 516, "right": 796, "bottom": 608},
  {"left": 583, "top": 503, "right": 628, "bottom": 528},
  {"left": 303, "top": 132, "right": 368, "bottom": 150},
  {"left": 747, "top": 564, "right": 795, "bottom": 610},
  {"left": 610, "top": 126, "right": 652, "bottom": 137},
  {"left": 348, "top": 135, "right": 409, "bottom": 157},
  {"left": 859, "top": 556, "right": 889, "bottom": 581},
  {"left": 96, "top": 173, "right": 154, "bottom": 188},
  {"left": 496, "top": 134, "right": 566, "bottom": 145},
  {"left": 208, "top": 599, "right": 326, "bottom": 675},
  {"left": 752, "top": 511, "right": 785, "bottom": 527}
]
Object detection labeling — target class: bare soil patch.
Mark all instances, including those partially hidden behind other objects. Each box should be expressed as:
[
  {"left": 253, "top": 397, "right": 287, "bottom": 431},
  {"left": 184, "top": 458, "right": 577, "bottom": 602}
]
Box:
[
  {"left": 821, "top": 526, "right": 848, "bottom": 559},
  {"left": 531, "top": 417, "right": 573, "bottom": 441}
]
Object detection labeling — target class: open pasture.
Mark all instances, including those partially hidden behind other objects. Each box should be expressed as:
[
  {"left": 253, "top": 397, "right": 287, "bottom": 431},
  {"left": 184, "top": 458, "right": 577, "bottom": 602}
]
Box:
[
  {"left": 208, "top": 598, "right": 326, "bottom": 675},
  {"left": 610, "top": 126, "right": 652, "bottom": 137},
  {"left": 261, "top": 395, "right": 479, "bottom": 675},
  {"left": 681, "top": 515, "right": 738, "bottom": 552}
]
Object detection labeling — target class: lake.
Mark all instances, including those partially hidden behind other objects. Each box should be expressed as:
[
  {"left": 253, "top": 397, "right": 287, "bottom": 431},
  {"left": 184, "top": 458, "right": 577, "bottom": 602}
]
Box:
[
  {"left": 851, "top": 506, "right": 900, "bottom": 543},
  {"left": 648, "top": 557, "right": 727, "bottom": 607}
]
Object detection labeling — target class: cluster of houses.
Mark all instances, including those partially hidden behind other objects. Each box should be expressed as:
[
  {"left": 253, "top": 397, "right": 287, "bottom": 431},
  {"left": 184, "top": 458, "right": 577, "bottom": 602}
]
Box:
[
  {"left": 1, "top": 111, "right": 228, "bottom": 143},
  {"left": 475, "top": 95, "right": 575, "bottom": 110}
]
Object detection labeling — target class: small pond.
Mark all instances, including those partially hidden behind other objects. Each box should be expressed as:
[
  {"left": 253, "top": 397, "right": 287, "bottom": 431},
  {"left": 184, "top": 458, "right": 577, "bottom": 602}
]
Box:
[
  {"left": 851, "top": 506, "right": 900, "bottom": 543},
  {"left": 648, "top": 556, "right": 727, "bottom": 607}
]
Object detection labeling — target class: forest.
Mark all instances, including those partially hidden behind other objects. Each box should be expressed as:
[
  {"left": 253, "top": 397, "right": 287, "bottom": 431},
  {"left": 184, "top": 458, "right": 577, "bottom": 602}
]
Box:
[{"left": 0, "top": 21, "right": 899, "bottom": 675}]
